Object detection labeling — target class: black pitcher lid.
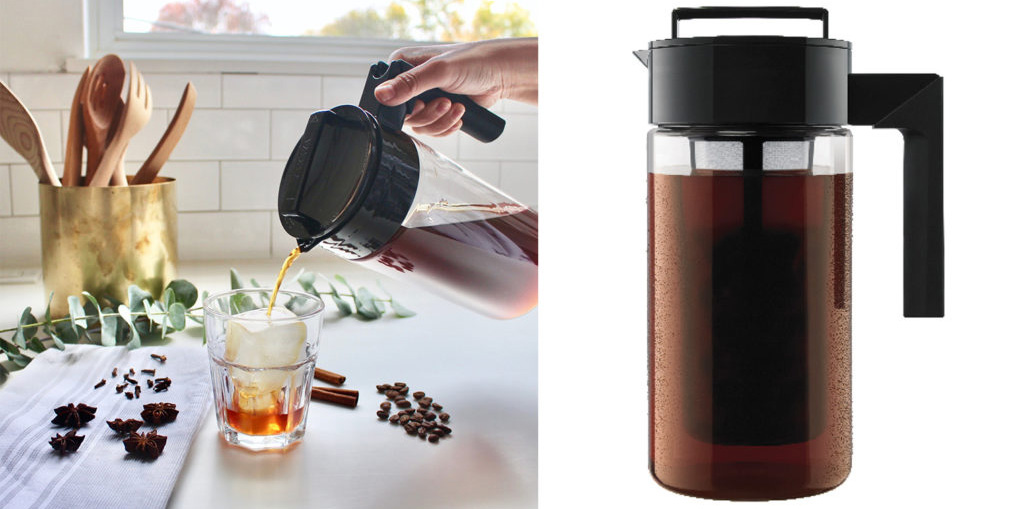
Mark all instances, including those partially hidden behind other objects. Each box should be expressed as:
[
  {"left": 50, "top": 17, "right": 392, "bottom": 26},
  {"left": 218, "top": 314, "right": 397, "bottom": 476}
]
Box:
[{"left": 636, "top": 7, "right": 851, "bottom": 126}]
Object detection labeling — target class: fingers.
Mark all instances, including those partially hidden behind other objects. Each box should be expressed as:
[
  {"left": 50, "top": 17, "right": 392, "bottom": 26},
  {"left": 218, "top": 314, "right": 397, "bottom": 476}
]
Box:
[
  {"left": 374, "top": 59, "right": 451, "bottom": 106},
  {"left": 407, "top": 99, "right": 466, "bottom": 137},
  {"left": 388, "top": 45, "right": 449, "bottom": 66}
]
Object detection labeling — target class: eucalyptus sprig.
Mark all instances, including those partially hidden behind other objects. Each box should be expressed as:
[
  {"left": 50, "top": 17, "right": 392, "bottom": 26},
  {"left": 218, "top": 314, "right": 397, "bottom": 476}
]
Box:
[{"left": 0, "top": 268, "right": 414, "bottom": 383}]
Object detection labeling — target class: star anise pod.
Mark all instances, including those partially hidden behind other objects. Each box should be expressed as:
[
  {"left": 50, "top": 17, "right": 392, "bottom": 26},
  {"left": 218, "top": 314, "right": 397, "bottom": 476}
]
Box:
[
  {"left": 51, "top": 403, "right": 97, "bottom": 428},
  {"left": 141, "top": 402, "right": 178, "bottom": 425},
  {"left": 107, "top": 418, "right": 144, "bottom": 435},
  {"left": 49, "top": 429, "right": 85, "bottom": 455},
  {"left": 123, "top": 429, "right": 167, "bottom": 459}
]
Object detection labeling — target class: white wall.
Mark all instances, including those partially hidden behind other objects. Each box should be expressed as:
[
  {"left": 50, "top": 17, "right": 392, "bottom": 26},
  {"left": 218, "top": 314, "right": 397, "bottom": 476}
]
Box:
[{"left": 0, "top": 68, "right": 538, "bottom": 267}]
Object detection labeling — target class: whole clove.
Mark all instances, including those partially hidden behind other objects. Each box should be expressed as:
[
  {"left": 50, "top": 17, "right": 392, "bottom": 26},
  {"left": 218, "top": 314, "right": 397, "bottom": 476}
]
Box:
[
  {"left": 141, "top": 369, "right": 156, "bottom": 376},
  {"left": 112, "top": 367, "right": 118, "bottom": 377},
  {"left": 147, "top": 379, "right": 154, "bottom": 388},
  {"left": 116, "top": 383, "right": 127, "bottom": 394},
  {"left": 94, "top": 379, "right": 106, "bottom": 389},
  {"left": 129, "top": 368, "right": 135, "bottom": 376},
  {"left": 125, "top": 392, "right": 134, "bottom": 400},
  {"left": 153, "top": 377, "right": 171, "bottom": 392},
  {"left": 134, "top": 385, "right": 141, "bottom": 398},
  {"left": 124, "top": 375, "right": 138, "bottom": 385},
  {"left": 150, "top": 354, "right": 167, "bottom": 363}
]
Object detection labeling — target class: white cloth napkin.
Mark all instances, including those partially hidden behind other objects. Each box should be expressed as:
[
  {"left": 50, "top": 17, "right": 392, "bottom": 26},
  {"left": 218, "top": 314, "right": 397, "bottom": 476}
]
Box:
[{"left": 0, "top": 344, "right": 212, "bottom": 509}]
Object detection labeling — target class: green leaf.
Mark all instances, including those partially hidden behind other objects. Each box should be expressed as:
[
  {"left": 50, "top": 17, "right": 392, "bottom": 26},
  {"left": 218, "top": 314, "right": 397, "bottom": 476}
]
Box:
[
  {"left": 1, "top": 337, "right": 22, "bottom": 355},
  {"left": 128, "top": 285, "right": 152, "bottom": 313},
  {"left": 19, "top": 307, "right": 38, "bottom": 340},
  {"left": 187, "top": 313, "right": 204, "bottom": 325},
  {"left": 297, "top": 272, "right": 317, "bottom": 294},
  {"left": 230, "top": 268, "right": 243, "bottom": 290},
  {"left": 167, "top": 280, "right": 199, "bottom": 308},
  {"left": 389, "top": 298, "right": 417, "bottom": 318},
  {"left": 169, "top": 302, "right": 187, "bottom": 331},
  {"left": 81, "top": 292, "right": 103, "bottom": 327},
  {"left": 67, "top": 296, "right": 87, "bottom": 338},
  {"left": 118, "top": 305, "right": 141, "bottom": 349},
  {"left": 325, "top": 281, "right": 353, "bottom": 317},
  {"left": 334, "top": 275, "right": 356, "bottom": 296},
  {"left": 50, "top": 322, "right": 71, "bottom": 350},
  {"left": 27, "top": 337, "right": 46, "bottom": 353},
  {"left": 0, "top": 364, "right": 7, "bottom": 384},
  {"left": 230, "top": 293, "right": 257, "bottom": 314},
  {"left": 354, "top": 288, "right": 381, "bottom": 319},
  {"left": 250, "top": 278, "right": 262, "bottom": 288},
  {"left": 7, "top": 351, "right": 31, "bottom": 368},
  {"left": 99, "top": 307, "right": 117, "bottom": 347},
  {"left": 11, "top": 325, "right": 26, "bottom": 349}
]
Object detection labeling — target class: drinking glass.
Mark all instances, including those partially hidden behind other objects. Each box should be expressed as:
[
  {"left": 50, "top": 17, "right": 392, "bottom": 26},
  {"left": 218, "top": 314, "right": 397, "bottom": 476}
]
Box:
[{"left": 204, "top": 289, "right": 324, "bottom": 451}]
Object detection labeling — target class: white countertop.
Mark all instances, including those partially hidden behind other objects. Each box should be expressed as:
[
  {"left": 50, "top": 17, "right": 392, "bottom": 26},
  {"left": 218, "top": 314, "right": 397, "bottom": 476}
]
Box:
[{"left": 0, "top": 257, "right": 538, "bottom": 509}]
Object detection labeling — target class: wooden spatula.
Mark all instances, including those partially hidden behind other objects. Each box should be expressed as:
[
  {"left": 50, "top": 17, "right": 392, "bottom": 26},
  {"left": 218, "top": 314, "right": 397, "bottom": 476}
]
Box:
[
  {"left": 131, "top": 82, "right": 196, "bottom": 185},
  {"left": 0, "top": 80, "right": 60, "bottom": 186},
  {"left": 92, "top": 63, "right": 152, "bottom": 187},
  {"left": 63, "top": 66, "right": 92, "bottom": 186}
]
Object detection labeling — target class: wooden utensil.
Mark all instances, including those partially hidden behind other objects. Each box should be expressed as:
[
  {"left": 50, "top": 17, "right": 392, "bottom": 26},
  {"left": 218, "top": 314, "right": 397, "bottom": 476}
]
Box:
[
  {"left": 131, "top": 82, "right": 196, "bottom": 185},
  {"left": 62, "top": 66, "right": 92, "bottom": 186},
  {"left": 82, "top": 54, "right": 125, "bottom": 184},
  {"left": 92, "top": 63, "right": 152, "bottom": 188},
  {"left": 0, "top": 80, "right": 61, "bottom": 186}
]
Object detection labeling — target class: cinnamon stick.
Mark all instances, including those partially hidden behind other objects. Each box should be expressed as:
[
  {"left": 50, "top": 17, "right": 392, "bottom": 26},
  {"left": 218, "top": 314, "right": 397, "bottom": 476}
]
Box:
[
  {"left": 310, "top": 387, "right": 357, "bottom": 408},
  {"left": 314, "top": 367, "right": 346, "bottom": 385},
  {"left": 314, "top": 386, "right": 359, "bottom": 399}
]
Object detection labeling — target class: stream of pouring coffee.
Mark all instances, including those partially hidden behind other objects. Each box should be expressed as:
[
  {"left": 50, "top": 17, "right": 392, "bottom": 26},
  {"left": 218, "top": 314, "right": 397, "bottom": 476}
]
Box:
[{"left": 267, "top": 246, "right": 302, "bottom": 316}]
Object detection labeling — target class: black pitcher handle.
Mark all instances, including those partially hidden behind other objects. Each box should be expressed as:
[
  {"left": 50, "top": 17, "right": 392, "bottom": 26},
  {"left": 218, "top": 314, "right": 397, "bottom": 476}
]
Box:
[
  {"left": 359, "top": 60, "right": 506, "bottom": 143},
  {"left": 671, "top": 7, "right": 828, "bottom": 38},
  {"left": 849, "top": 74, "right": 944, "bottom": 317}
]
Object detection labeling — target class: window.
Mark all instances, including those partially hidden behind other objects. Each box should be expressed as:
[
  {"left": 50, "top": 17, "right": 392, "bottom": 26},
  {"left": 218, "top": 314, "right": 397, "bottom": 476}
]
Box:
[{"left": 88, "top": 0, "right": 536, "bottom": 73}]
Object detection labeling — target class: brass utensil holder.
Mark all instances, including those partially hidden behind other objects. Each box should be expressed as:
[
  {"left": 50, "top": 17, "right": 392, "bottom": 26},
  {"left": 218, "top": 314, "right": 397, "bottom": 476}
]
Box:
[{"left": 38, "top": 177, "right": 177, "bottom": 317}]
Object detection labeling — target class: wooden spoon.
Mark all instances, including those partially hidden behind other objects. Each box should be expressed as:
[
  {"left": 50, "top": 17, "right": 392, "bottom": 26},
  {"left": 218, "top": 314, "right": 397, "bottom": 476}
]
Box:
[
  {"left": 131, "top": 82, "right": 196, "bottom": 185},
  {"left": 0, "top": 80, "right": 60, "bottom": 186},
  {"left": 92, "top": 63, "right": 152, "bottom": 188},
  {"left": 82, "top": 54, "right": 125, "bottom": 185},
  {"left": 62, "top": 66, "right": 92, "bottom": 186}
]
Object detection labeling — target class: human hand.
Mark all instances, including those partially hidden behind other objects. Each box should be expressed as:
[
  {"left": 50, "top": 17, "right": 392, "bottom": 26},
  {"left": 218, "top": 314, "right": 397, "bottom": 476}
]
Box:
[{"left": 374, "top": 38, "right": 538, "bottom": 137}]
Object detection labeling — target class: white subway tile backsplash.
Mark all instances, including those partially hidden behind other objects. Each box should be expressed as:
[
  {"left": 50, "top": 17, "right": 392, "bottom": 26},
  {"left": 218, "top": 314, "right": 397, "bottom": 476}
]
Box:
[
  {"left": 9, "top": 165, "right": 39, "bottom": 215},
  {"left": 223, "top": 75, "right": 321, "bottom": 109},
  {"left": 271, "top": 110, "right": 313, "bottom": 160},
  {"left": 173, "top": 109, "right": 270, "bottom": 160},
  {"left": 124, "top": 109, "right": 171, "bottom": 163},
  {"left": 158, "top": 161, "right": 220, "bottom": 211},
  {"left": 221, "top": 161, "right": 283, "bottom": 210},
  {"left": 321, "top": 77, "right": 364, "bottom": 108},
  {"left": 457, "top": 113, "right": 537, "bottom": 161},
  {"left": 500, "top": 161, "right": 539, "bottom": 209},
  {"left": 462, "top": 160, "right": 501, "bottom": 188},
  {"left": 0, "top": 216, "right": 41, "bottom": 269},
  {"left": 8, "top": 73, "right": 82, "bottom": 110},
  {"left": 178, "top": 211, "right": 270, "bottom": 261},
  {"left": 0, "top": 110, "right": 63, "bottom": 165},
  {"left": 0, "top": 166, "right": 10, "bottom": 216},
  {"left": 145, "top": 74, "right": 222, "bottom": 108}
]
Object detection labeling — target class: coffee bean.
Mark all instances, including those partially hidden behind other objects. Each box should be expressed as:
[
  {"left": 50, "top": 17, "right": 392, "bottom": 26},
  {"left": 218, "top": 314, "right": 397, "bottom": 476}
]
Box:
[
  {"left": 398, "top": 386, "right": 409, "bottom": 395},
  {"left": 410, "top": 414, "right": 423, "bottom": 422},
  {"left": 440, "top": 413, "right": 450, "bottom": 423},
  {"left": 393, "top": 382, "right": 407, "bottom": 389},
  {"left": 399, "top": 415, "right": 410, "bottom": 424},
  {"left": 428, "top": 434, "right": 440, "bottom": 443},
  {"left": 376, "top": 410, "right": 389, "bottom": 420},
  {"left": 376, "top": 385, "right": 388, "bottom": 393},
  {"left": 396, "top": 399, "right": 411, "bottom": 408},
  {"left": 424, "top": 412, "right": 437, "bottom": 421},
  {"left": 380, "top": 402, "right": 391, "bottom": 411},
  {"left": 418, "top": 427, "right": 427, "bottom": 438},
  {"left": 432, "top": 403, "right": 443, "bottom": 410},
  {"left": 420, "top": 397, "right": 433, "bottom": 405},
  {"left": 389, "top": 414, "right": 401, "bottom": 424},
  {"left": 412, "top": 391, "right": 425, "bottom": 400},
  {"left": 419, "top": 400, "right": 431, "bottom": 409},
  {"left": 385, "top": 390, "right": 399, "bottom": 400},
  {"left": 405, "top": 424, "right": 417, "bottom": 435},
  {"left": 436, "top": 424, "right": 452, "bottom": 435}
]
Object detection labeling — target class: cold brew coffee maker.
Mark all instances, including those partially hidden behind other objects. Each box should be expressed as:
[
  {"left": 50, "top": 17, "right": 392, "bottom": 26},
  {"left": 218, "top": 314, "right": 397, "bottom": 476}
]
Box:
[
  {"left": 278, "top": 61, "right": 537, "bottom": 319},
  {"left": 636, "top": 7, "right": 943, "bottom": 500}
]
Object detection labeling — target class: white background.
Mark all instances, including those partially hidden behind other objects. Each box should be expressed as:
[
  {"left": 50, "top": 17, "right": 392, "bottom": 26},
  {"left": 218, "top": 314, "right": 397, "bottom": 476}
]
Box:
[{"left": 539, "top": 0, "right": 1024, "bottom": 507}]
